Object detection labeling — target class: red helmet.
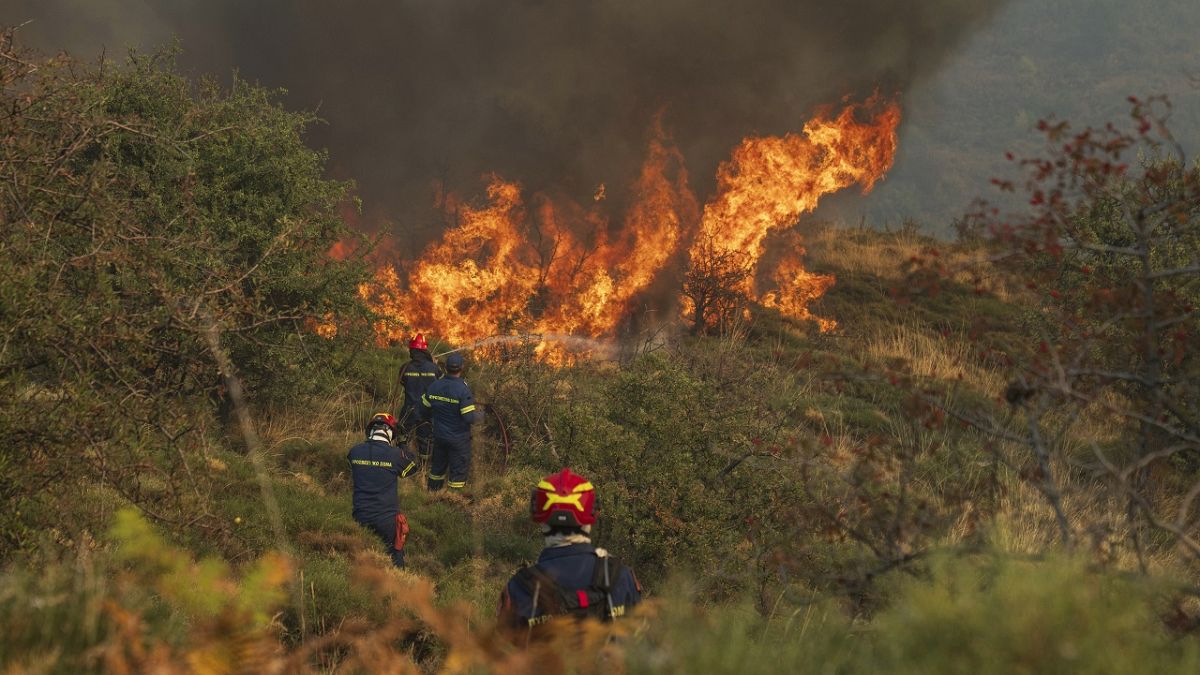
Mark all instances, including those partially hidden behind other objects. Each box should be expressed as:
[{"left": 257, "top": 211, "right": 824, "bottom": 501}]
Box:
[
  {"left": 366, "top": 412, "right": 399, "bottom": 437},
  {"left": 409, "top": 334, "right": 428, "bottom": 350},
  {"left": 531, "top": 469, "right": 596, "bottom": 527}
]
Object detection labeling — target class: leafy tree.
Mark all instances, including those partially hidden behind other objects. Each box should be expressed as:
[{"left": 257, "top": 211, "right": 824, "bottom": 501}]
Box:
[
  {"left": 912, "top": 95, "right": 1200, "bottom": 563},
  {"left": 0, "top": 28, "right": 371, "bottom": 556}
]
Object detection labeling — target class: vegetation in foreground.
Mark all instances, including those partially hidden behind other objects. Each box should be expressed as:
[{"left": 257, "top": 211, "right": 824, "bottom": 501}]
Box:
[{"left": 3, "top": 27, "right": 1200, "bottom": 673}]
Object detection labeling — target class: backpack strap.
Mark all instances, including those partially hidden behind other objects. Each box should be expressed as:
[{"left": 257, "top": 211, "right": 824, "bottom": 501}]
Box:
[
  {"left": 589, "top": 551, "right": 627, "bottom": 620},
  {"left": 590, "top": 551, "right": 626, "bottom": 589}
]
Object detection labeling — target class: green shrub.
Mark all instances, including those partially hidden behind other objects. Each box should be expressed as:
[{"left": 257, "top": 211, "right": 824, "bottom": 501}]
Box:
[
  {"left": 625, "top": 554, "right": 1200, "bottom": 674},
  {"left": 0, "top": 33, "right": 373, "bottom": 557},
  {"left": 869, "top": 553, "right": 1200, "bottom": 674}
]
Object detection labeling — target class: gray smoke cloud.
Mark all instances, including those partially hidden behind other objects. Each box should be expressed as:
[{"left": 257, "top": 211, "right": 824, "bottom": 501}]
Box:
[{"left": 6, "top": 0, "right": 1006, "bottom": 244}]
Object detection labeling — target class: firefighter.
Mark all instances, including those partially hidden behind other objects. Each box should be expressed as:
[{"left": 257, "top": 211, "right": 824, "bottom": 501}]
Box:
[
  {"left": 420, "top": 352, "right": 482, "bottom": 491},
  {"left": 497, "top": 469, "right": 642, "bottom": 629},
  {"left": 398, "top": 333, "right": 441, "bottom": 462},
  {"left": 348, "top": 412, "right": 419, "bottom": 567}
]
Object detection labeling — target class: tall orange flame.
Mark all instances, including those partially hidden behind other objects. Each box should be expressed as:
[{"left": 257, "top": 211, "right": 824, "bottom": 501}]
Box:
[
  {"left": 349, "top": 94, "right": 899, "bottom": 349},
  {"left": 687, "top": 93, "right": 900, "bottom": 330}
]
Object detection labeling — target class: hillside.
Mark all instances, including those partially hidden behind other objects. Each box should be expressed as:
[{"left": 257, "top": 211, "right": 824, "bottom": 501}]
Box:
[{"left": 7, "top": 221, "right": 1200, "bottom": 672}]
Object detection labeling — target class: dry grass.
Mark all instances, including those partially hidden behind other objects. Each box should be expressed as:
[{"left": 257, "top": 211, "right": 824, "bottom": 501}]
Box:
[
  {"left": 804, "top": 223, "right": 1024, "bottom": 303},
  {"left": 258, "top": 380, "right": 371, "bottom": 450},
  {"left": 803, "top": 224, "right": 928, "bottom": 281},
  {"left": 865, "top": 322, "right": 1006, "bottom": 396}
]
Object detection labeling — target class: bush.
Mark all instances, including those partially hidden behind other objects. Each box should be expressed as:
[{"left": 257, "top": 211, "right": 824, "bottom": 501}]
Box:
[
  {"left": 0, "top": 28, "right": 372, "bottom": 557},
  {"left": 868, "top": 554, "right": 1200, "bottom": 674}
]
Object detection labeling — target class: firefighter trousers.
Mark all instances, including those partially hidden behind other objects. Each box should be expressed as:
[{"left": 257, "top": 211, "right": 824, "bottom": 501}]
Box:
[
  {"left": 428, "top": 435, "right": 471, "bottom": 491},
  {"left": 357, "top": 512, "right": 407, "bottom": 567},
  {"left": 404, "top": 420, "right": 434, "bottom": 464}
]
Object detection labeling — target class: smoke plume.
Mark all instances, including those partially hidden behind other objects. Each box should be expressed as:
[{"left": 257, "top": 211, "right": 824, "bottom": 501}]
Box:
[{"left": 6, "top": 0, "right": 1006, "bottom": 244}]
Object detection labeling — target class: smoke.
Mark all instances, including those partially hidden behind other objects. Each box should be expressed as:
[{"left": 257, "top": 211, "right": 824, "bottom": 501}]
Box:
[{"left": 6, "top": 0, "right": 1006, "bottom": 243}]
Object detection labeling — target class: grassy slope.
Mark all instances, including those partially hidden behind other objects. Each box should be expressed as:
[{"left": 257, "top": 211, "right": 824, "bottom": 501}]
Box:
[
  {"left": 6, "top": 225, "right": 1198, "bottom": 672},
  {"left": 206, "top": 224, "right": 1056, "bottom": 628}
]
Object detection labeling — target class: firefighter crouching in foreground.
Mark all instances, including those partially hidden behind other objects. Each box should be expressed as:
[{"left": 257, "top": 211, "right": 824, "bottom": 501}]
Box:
[
  {"left": 420, "top": 352, "right": 482, "bottom": 491},
  {"left": 398, "top": 333, "right": 441, "bottom": 462},
  {"left": 498, "top": 469, "right": 643, "bottom": 628},
  {"left": 348, "top": 413, "right": 419, "bottom": 567}
]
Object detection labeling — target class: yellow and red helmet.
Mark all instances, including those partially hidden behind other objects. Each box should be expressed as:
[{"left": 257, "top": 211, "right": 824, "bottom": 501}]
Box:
[
  {"left": 409, "top": 334, "right": 428, "bottom": 350},
  {"left": 531, "top": 469, "right": 596, "bottom": 527},
  {"left": 366, "top": 412, "right": 399, "bottom": 436}
]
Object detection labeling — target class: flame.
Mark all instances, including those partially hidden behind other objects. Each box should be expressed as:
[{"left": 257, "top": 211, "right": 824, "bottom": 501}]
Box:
[
  {"left": 688, "top": 92, "right": 900, "bottom": 330},
  {"left": 327, "top": 240, "right": 353, "bottom": 261},
  {"left": 360, "top": 124, "right": 697, "bottom": 347},
  {"left": 353, "top": 94, "right": 899, "bottom": 350},
  {"left": 400, "top": 179, "right": 540, "bottom": 345},
  {"left": 306, "top": 314, "right": 339, "bottom": 339},
  {"left": 539, "top": 127, "right": 698, "bottom": 336},
  {"left": 760, "top": 256, "right": 838, "bottom": 332}
]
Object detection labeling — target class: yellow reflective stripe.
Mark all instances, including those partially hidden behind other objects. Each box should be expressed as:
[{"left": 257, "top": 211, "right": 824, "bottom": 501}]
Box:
[
  {"left": 400, "top": 461, "right": 417, "bottom": 477},
  {"left": 428, "top": 473, "right": 446, "bottom": 480},
  {"left": 447, "top": 481, "right": 466, "bottom": 489},
  {"left": 542, "top": 493, "right": 584, "bottom": 511},
  {"left": 537, "top": 480, "right": 556, "bottom": 491},
  {"left": 460, "top": 404, "right": 476, "bottom": 414},
  {"left": 572, "top": 482, "right": 593, "bottom": 493},
  {"left": 422, "top": 394, "right": 431, "bottom": 407},
  {"left": 428, "top": 394, "right": 459, "bottom": 404}
]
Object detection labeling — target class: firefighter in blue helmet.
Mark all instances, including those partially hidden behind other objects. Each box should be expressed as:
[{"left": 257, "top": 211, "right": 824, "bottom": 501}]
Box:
[
  {"left": 498, "top": 469, "right": 642, "bottom": 629},
  {"left": 398, "top": 334, "right": 441, "bottom": 462},
  {"left": 420, "top": 352, "right": 482, "bottom": 491},
  {"left": 348, "top": 413, "right": 419, "bottom": 567}
]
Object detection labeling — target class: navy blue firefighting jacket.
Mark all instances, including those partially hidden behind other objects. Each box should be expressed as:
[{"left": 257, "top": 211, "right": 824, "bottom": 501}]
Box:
[
  {"left": 347, "top": 439, "right": 418, "bottom": 522},
  {"left": 499, "top": 543, "right": 642, "bottom": 627},
  {"left": 399, "top": 349, "right": 441, "bottom": 426},
  {"left": 420, "top": 374, "right": 483, "bottom": 440}
]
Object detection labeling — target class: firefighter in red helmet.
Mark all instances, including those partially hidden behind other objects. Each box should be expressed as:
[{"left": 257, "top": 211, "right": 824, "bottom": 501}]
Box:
[
  {"left": 397, "top": 333, "right": 441, "bottom": 463},
  {"left": 497, "top": 469, "right": 642, "bottom": 628}
]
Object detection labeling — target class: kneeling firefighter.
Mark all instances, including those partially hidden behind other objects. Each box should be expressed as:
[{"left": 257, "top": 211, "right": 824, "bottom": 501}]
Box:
[
  {"left": 497, "top": 469, "right": 642, "bottom": 628},
  {"left": 348, "top": 413, "right": 419, "bottom": 567}
]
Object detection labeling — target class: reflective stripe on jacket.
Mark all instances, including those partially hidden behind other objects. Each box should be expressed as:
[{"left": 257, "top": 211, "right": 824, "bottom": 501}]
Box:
[
  {"left": 348, "top": 439, "right": 418, "bottom": 521},
  {"left": 419, "top": 374, "right": 482, "bottom": 440},
  {"left": 400, "top": 349, "right": 442, "bottom": 424}
]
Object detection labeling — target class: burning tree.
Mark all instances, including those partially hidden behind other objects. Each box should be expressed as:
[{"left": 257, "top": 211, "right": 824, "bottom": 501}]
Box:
[{"left": 682, "top": 237, "right": 754, "bottom": 335}]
